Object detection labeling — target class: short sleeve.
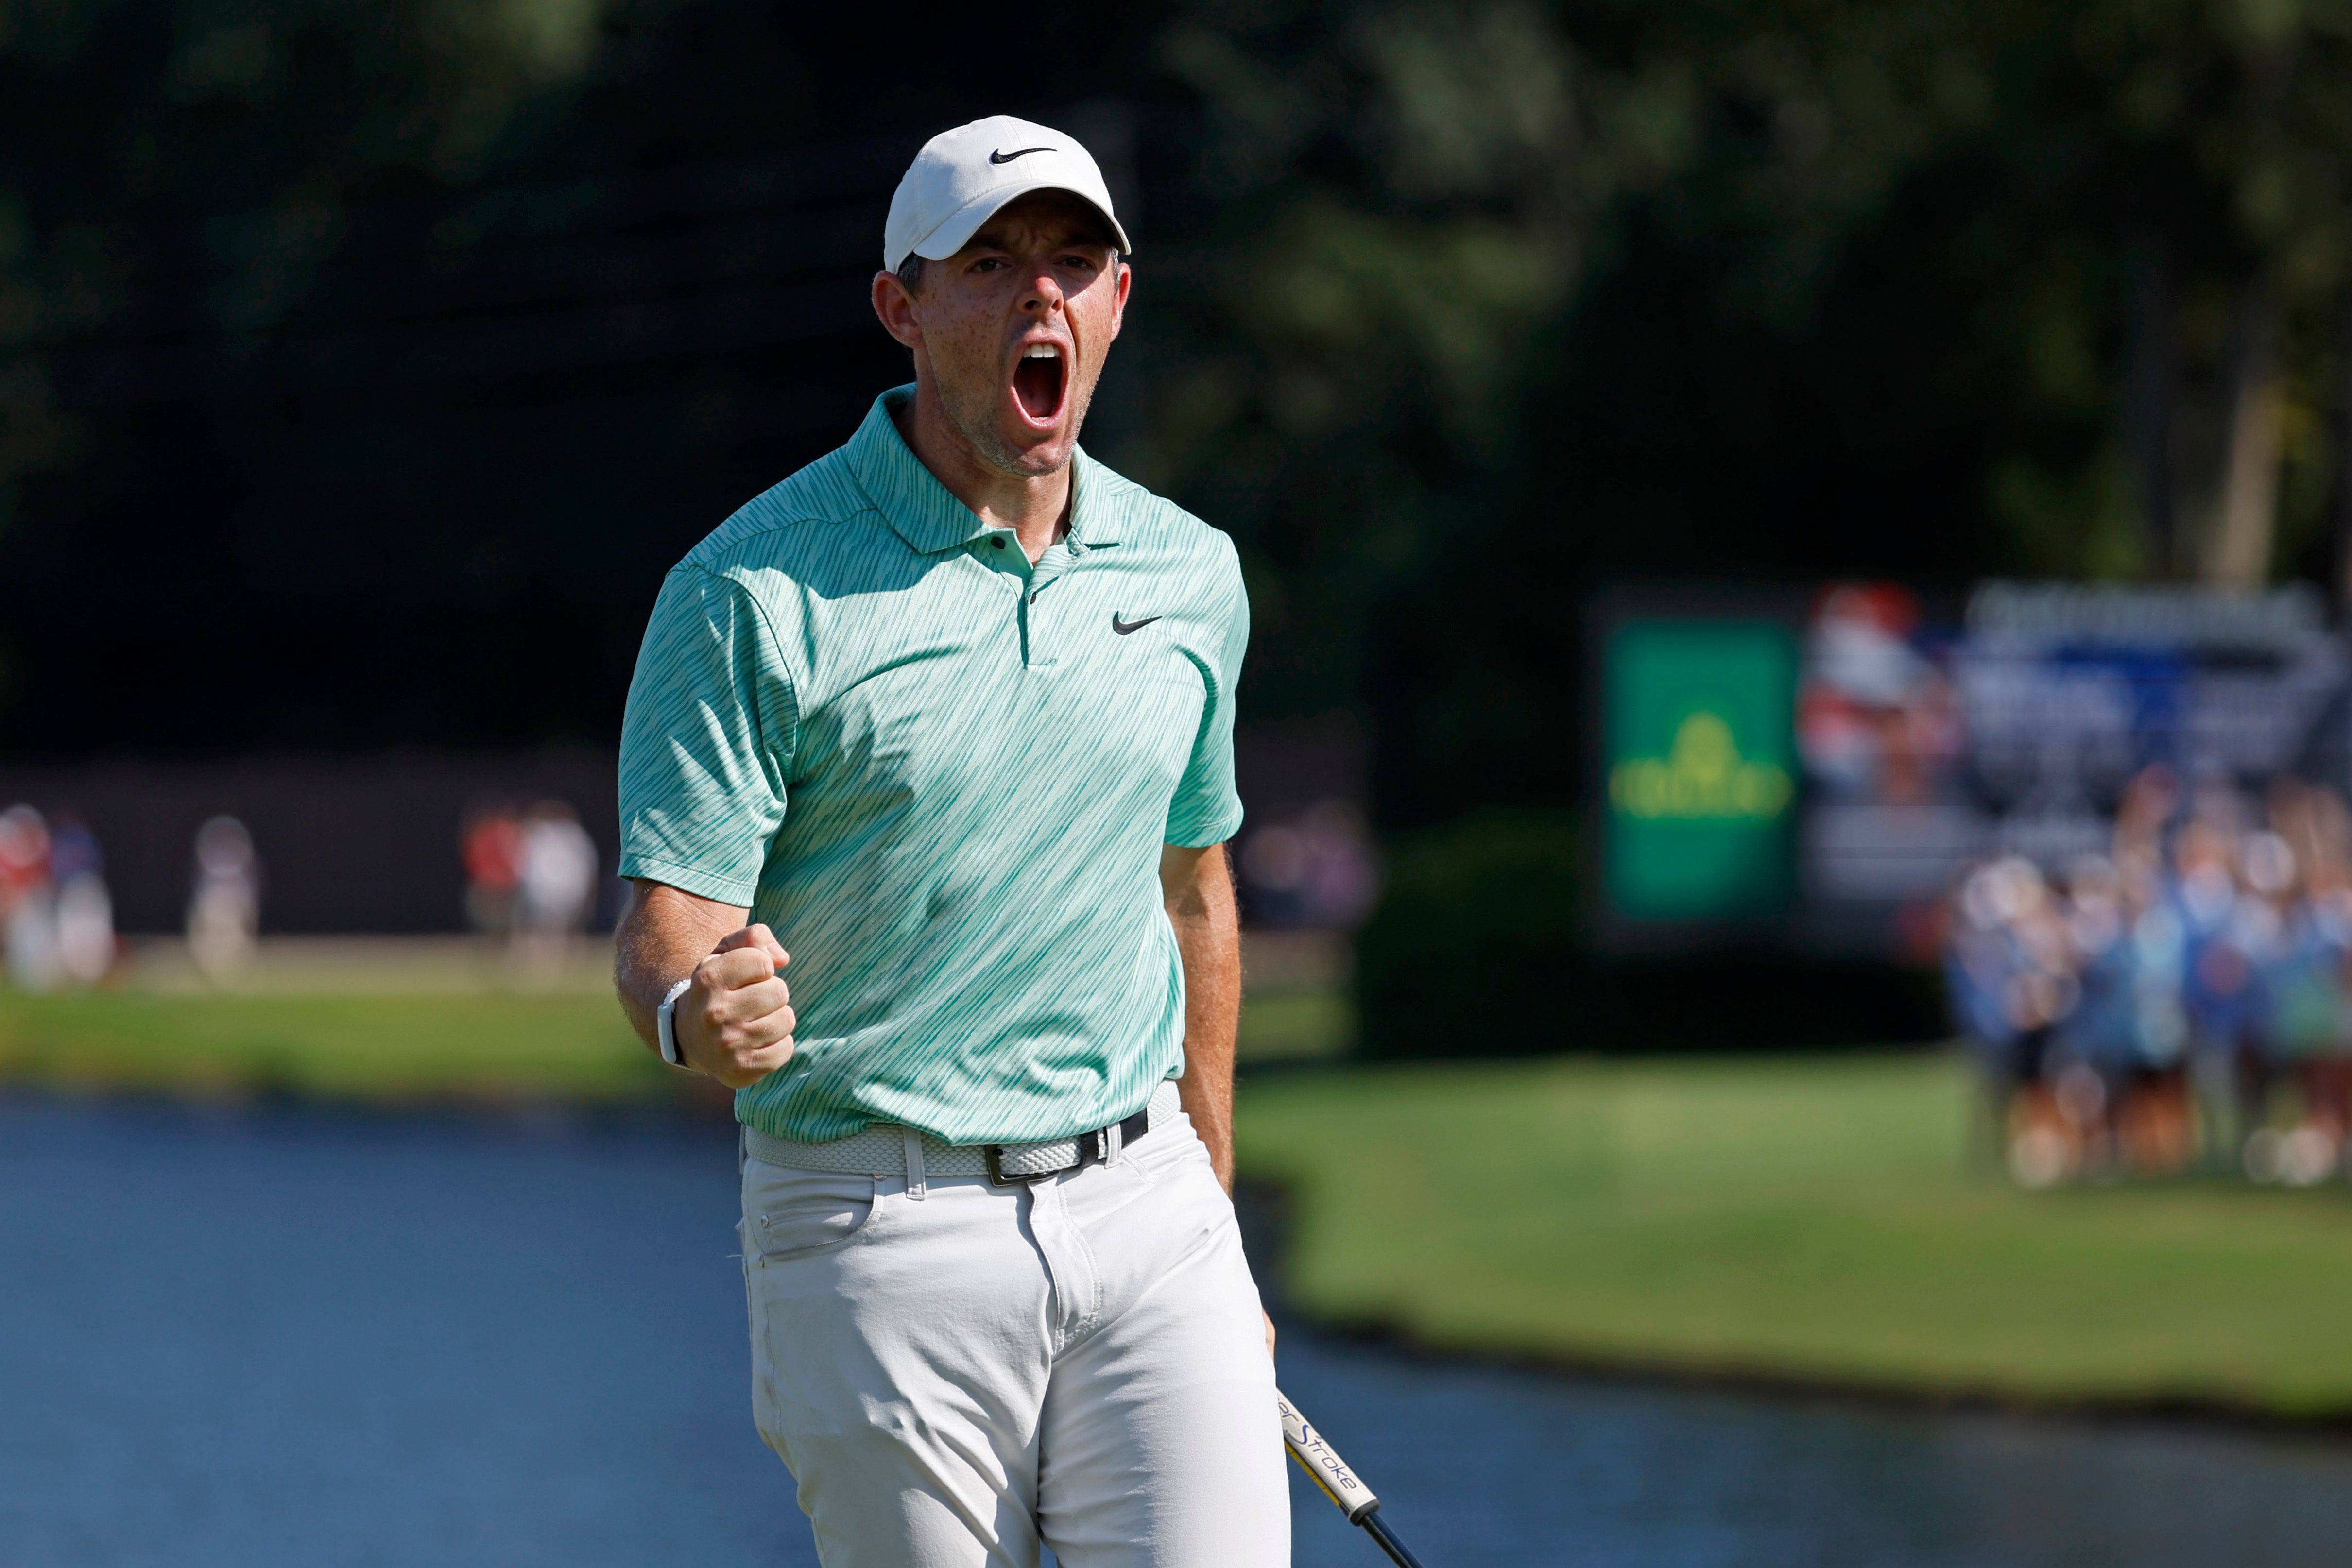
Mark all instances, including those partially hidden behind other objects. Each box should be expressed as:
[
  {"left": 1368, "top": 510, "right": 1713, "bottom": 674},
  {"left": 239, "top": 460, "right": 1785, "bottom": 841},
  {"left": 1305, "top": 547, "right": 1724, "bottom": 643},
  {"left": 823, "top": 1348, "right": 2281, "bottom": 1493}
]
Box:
[
  {"left": 1164, "top": 541, "right": 1250, "bottom": 848},
  {"left": 617, "top": 565, "right": 796, "bottom": 906}
]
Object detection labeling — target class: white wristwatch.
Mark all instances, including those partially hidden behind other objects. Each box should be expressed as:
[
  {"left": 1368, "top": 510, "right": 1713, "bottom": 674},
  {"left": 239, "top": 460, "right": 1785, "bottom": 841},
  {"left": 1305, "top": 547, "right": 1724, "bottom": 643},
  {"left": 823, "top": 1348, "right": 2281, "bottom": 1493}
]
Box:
[{"left": 656, "top": 977, "right": 695, "bottom": 1068}]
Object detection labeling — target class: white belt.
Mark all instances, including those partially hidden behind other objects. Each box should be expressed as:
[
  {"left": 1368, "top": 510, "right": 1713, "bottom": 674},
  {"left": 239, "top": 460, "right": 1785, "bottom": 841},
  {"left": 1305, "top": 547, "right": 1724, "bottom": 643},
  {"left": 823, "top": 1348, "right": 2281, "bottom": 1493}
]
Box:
[{"left": 744, "top": 1079, "right": 1183, "bottom": 1185}]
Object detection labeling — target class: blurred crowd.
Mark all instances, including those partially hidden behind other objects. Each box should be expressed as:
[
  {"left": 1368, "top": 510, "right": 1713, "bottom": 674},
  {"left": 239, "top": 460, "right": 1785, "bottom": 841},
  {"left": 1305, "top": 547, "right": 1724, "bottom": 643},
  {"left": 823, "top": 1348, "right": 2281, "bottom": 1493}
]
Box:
[
  {"left": 0, "top": 805, "right": 119, "bottom": 989},
  {"left": 462, "top": 801, "right": 601, "bottom": 971},
  {"left": 1950, "top": 766, "right": 2352, "bottom": 1186},
  {"left": 0, "top": 799, "right": 604, "bottom": 990},
  {"left": 0, "top": 806, "right": 263, "bottom": 988}
]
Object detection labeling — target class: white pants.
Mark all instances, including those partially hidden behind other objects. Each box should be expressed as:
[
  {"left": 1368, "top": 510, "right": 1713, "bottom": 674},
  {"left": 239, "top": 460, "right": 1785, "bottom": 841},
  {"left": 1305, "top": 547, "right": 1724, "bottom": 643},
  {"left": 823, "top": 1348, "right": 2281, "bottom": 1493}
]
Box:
[{"left": 739, "top": 1107, "right": 1290, "bottom": 1568}]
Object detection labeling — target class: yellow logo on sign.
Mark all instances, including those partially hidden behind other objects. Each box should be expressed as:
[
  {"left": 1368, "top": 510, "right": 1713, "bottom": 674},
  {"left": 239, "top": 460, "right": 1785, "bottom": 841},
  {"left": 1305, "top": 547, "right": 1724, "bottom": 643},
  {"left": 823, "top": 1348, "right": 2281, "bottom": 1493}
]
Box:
[{"left": 1609, "top": 711, "right": 1793, "bottom": 821}]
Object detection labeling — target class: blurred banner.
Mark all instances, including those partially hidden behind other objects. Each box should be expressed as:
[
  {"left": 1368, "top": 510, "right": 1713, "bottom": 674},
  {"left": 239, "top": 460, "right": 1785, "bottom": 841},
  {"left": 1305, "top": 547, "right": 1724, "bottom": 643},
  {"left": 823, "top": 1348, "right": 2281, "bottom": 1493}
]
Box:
[
  {"left": 1596, "top": 582, "right": 2352, "bottom": 960},
  {"left": 1604, "top": 620, "right": 1797, "bottom": 923}
]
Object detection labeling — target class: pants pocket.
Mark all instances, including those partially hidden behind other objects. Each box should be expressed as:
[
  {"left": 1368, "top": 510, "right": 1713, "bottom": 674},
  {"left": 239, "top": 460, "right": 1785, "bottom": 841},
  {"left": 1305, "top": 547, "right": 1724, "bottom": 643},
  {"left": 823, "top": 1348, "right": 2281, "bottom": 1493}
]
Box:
[{"left": 742, "top": 1162, "right": 876, "bottom": 1260}]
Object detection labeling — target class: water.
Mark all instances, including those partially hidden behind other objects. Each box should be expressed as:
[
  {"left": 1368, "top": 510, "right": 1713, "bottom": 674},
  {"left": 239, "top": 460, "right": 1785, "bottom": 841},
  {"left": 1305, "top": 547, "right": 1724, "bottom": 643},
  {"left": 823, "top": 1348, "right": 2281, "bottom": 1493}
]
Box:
[{"left": 3, "top": 1097, "right": 2345, "bottom": 1568}]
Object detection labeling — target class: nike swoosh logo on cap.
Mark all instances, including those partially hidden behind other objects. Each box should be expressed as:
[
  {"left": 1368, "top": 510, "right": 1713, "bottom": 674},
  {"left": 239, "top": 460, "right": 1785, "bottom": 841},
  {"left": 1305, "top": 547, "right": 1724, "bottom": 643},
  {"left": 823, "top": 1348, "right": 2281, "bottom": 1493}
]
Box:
[
  {"left": 989, "top": 146, "right": 1053, "bottom": 164},
  {"left": 1112, "top": 614, "right": 1160, "bottom": 636}
]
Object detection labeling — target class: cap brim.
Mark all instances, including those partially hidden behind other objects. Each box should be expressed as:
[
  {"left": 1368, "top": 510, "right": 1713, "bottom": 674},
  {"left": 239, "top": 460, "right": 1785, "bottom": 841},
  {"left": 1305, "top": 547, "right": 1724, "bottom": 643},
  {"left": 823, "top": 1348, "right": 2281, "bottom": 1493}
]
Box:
[{"left": 905, "top": 179, "right": 1131, "bottom": 268}]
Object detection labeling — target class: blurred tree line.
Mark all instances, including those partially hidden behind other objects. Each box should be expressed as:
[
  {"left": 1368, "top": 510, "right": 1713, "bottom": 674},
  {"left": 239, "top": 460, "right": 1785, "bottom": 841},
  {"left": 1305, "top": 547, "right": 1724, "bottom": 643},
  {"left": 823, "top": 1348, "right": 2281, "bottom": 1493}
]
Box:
[
  {"left": 1148, "top": 0, "right": 2352, "bottom": 826},
  {"left": 1132, "top": 0, "right": 2352, "bottom": 1048},
  {"left": 0, "top": 0, "right": 1158, "bottom": 752},
  {"left": 11, "top": 0, "right": 2352, "bottom": 1042}
]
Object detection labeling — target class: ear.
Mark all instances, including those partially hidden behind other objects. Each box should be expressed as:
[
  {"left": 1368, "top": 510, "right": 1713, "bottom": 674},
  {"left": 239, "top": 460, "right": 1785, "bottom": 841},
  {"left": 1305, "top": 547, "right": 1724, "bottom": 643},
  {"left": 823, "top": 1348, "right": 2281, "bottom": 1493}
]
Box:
[
  {"left": 1105, "top": 259, "right": 1132, "bottom": 344},
  {"left": 871, "top": 270, "right": 922, "bottom": 350}
]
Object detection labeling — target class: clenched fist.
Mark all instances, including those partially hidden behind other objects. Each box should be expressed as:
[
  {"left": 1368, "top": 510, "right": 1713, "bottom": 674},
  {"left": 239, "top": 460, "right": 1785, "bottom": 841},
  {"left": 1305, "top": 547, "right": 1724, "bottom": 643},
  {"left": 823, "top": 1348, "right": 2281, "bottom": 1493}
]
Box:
[{"left": 676, "top": 923, "right": 796, "bottom": 1088}]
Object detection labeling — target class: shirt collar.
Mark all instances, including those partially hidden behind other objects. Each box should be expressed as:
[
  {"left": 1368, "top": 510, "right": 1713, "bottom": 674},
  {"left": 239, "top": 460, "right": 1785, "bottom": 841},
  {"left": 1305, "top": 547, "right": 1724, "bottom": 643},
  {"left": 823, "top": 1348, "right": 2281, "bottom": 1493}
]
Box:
[
  {"left": 847, "top": 386, "right": 1122, "bottom": 555},
  {"left": 1064, "top": 448, "right": 1121, "bottom": 550}
]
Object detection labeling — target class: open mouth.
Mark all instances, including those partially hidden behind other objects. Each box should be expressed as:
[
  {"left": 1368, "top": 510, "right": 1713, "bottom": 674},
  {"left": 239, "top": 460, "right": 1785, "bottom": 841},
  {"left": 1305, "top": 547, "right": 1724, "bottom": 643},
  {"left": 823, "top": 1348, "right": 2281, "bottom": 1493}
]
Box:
[{"left": 1013, "top": 343, "right": 1066, "bottom": 424}]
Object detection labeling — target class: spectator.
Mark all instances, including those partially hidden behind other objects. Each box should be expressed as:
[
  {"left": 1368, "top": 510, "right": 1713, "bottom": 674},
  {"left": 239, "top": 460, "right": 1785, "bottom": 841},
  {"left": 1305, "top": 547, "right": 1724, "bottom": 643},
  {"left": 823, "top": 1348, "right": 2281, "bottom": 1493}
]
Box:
[
  {"left": 463, "top": 804, "right": 524, "bottom": 940},
  {"left": 512, "top": 801, "right": 599, "bottom": 971},
  {"left": 188, "top": 816, "right": 261, "bottom": 985},
  {"left": 50, "top": 815, "right": 115, "bottom": 984},
  {"left": 1951, "top": 765, "right": 2352, "bottom": 1186},
  {"left": 0, "top": 805, "right": 58, "bottom": 990}
]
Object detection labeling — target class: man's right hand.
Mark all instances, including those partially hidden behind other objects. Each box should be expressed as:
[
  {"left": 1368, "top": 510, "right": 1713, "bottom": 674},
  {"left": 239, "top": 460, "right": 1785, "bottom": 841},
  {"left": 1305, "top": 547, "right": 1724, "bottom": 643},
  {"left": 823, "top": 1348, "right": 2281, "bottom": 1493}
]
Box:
[{"left": 676, "top": 923, "right": 796, "bottom": 1088}]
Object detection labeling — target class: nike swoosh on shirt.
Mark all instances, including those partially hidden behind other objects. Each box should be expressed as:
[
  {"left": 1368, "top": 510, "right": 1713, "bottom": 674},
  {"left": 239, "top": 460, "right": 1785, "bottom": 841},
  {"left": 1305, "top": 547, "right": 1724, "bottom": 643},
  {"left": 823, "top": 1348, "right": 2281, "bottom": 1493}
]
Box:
[
  {"left": 990, "top": 147, "right": 1054, "bottom": 164},
  {"left": 1111, "top": 614, "right": 1160, "bottom": 636}
]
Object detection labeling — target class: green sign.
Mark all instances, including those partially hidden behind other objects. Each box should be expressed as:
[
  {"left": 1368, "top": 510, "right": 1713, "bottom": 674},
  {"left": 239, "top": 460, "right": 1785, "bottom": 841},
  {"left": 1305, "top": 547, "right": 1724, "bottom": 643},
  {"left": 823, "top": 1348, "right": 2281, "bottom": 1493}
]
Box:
[{"left": 1604, "top": 620, "right": 1797, "bottom": 920}]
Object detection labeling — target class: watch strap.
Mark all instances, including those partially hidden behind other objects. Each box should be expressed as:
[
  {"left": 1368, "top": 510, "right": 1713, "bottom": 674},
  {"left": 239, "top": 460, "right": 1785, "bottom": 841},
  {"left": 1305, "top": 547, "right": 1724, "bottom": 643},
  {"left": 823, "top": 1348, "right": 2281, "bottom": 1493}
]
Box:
[{"left": 656, "top": 977, "right": 694, "bottom": 1067}]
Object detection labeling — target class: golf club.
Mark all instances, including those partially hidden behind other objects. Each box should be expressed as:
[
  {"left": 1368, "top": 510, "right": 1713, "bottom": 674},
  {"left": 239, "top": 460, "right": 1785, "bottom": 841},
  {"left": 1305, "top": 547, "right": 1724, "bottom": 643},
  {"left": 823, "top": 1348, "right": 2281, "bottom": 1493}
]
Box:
[{"left": 1277, "top": 1389, "right": 1431, "bottom": 1568}]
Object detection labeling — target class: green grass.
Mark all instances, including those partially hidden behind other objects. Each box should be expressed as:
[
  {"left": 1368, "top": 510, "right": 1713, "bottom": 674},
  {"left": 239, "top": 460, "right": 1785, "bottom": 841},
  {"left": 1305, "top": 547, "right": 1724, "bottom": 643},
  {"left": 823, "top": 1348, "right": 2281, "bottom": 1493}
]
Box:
[
  {"left": 0, "top": 974, "right": 1350, "bottom": 1097},
  {"left": 1235, "top": 1053, "right": 2352, "bottom": 1417},
  {"left": 1236, "top": 988, "right": 1354, "bottom": 1062},
  {"left": 0, "top": 989, "right": 668, "bottom": 1102},
  {"left": 0, "top": 976, "right": 1349, "bottom": 1096}
]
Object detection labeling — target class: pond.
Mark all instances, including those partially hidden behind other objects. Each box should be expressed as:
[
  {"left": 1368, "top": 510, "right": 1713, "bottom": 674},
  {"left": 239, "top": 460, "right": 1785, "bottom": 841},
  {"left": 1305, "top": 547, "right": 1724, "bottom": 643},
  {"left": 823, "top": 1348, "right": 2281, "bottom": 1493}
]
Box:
[{"left": 3, "top": 1097, "right": 2345, "bottom": 1567}]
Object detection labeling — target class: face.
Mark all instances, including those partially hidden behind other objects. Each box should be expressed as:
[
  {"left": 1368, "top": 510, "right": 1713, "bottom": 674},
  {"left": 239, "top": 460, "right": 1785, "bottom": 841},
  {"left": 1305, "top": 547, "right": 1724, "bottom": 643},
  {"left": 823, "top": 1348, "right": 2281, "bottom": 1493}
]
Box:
[{"left": 873, "top": 191, "right": 1129, "bottom": 478}]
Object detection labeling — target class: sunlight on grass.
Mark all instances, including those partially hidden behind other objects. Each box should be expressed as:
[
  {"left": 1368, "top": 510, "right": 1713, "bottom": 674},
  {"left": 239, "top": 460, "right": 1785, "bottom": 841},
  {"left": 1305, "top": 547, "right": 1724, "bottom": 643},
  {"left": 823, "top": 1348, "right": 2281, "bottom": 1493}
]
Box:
[
  {"left": 1236, "top": 1055, "right": 2352, "bottom": 1415},
  {"left": 0, "top": 989, "right": 664, "bottom": 1102}
]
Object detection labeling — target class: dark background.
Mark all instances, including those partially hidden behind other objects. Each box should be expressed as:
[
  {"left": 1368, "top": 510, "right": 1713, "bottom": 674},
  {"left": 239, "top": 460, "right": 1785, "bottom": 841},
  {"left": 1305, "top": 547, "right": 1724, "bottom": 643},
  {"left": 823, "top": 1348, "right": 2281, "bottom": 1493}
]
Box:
[
  {"left": 0, "top": 10, "right": 1184, "bottom": 759},
  {"left": 12, "top": 0, "right": 2352, "bottom": 1047}
]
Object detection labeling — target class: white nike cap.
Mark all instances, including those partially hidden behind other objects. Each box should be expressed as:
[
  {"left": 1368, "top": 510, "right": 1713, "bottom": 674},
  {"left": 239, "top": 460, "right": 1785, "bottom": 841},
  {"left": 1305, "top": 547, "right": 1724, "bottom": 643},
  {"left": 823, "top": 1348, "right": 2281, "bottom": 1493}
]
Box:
[{"left": 882, "top": 115, "right": 1132, "bottom": 273}]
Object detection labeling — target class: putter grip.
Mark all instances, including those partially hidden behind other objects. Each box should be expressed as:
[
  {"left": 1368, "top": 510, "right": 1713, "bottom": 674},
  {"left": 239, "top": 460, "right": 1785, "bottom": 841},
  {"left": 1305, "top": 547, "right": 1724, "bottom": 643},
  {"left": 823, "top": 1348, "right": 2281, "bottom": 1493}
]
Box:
[{"left": 1275, "top": 1389, "right": 1381, "bottom": 1524}]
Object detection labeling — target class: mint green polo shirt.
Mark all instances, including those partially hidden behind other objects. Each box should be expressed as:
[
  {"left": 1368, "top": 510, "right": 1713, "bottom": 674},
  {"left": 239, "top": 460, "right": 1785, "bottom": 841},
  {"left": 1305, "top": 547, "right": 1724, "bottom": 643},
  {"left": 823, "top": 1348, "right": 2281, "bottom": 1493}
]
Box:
[{"left": 618, "top": 387, "right": 1248, "bottom": 1145}]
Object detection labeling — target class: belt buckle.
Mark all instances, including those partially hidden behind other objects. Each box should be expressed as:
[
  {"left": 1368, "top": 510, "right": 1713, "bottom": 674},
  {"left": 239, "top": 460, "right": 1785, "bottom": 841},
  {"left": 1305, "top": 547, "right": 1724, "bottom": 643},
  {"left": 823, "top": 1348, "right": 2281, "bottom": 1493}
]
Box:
[
  {"left": 984, "top": 1144, "right": 1048, "bottom": 1187},
  {"left": 985, "top": 1129, "right": 1106, "bottom": 1187}
]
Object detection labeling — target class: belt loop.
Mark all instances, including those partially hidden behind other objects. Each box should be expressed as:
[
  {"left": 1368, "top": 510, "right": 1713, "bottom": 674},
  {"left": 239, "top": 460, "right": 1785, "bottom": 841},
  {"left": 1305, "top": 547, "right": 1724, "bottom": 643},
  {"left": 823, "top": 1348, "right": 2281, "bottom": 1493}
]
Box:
[
  {"left": 1104, "top": 1118, "right": 1123, "bottom": 1167},
  {"left": 901, "top": 1126, "right": 927, "bottom": 1200}
]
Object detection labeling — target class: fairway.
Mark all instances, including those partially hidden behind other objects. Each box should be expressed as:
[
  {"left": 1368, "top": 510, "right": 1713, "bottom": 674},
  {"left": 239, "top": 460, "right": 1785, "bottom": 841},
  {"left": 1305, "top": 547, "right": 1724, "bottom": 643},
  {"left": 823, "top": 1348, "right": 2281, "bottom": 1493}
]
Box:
[
  {"left": 0, "top": 935, "right": 1344, "bottom": 1100},
  {"left": 0, "top": 988, "right": 666, "bottom": 1103},
  {"left": 1235, "top": 1054, "right": 2352, "bottom": 1417}
]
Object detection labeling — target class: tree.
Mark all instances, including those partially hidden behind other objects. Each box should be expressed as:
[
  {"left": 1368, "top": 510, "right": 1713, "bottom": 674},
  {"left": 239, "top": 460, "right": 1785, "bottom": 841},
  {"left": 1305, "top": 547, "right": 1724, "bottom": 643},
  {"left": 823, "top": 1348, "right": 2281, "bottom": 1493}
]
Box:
[
  {"left": 1141, "top": 0, "right": 2352, "bottom": 829},
  {"left": 0, "top": 0, "right": 612, "bottom": 539}
]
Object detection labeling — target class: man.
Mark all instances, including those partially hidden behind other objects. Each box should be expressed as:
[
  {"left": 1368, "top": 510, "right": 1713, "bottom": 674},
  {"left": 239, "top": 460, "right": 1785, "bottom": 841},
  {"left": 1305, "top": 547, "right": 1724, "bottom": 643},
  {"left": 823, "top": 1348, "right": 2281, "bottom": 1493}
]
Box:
[{"left": 611, "top": 115, "right": 1288, "bottom": 1568}]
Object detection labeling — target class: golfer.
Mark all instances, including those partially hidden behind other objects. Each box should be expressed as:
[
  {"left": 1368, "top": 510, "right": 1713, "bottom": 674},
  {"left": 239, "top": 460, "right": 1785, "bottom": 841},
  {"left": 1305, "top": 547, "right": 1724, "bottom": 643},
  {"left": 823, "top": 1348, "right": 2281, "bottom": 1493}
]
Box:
[{"left": 612, "top": 115, "right": 1288, "bottom": 1567}]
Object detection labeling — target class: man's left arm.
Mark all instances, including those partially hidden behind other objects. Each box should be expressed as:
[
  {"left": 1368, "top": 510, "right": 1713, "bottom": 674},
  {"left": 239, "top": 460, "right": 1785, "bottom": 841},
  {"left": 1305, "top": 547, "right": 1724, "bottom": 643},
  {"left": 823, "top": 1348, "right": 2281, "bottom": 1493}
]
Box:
[{"left": 1162, "top": 840, "right": 1242, "bottom": 1191}]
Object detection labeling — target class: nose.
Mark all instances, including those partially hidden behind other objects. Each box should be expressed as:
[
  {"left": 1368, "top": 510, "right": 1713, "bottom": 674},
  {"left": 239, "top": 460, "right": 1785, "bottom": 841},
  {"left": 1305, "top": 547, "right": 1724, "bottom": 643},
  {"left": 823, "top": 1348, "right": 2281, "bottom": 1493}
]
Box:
[{"left": 1021, "top": 266, "right": 1066, "bottom": 314}]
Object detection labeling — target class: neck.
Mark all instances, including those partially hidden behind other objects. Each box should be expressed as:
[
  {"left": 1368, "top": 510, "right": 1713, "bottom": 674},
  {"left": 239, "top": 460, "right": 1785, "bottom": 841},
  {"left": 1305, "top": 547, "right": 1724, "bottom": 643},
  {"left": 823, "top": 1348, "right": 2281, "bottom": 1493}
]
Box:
[{"left": 897, "top": 378, "right": 1070, "bottom": 563}]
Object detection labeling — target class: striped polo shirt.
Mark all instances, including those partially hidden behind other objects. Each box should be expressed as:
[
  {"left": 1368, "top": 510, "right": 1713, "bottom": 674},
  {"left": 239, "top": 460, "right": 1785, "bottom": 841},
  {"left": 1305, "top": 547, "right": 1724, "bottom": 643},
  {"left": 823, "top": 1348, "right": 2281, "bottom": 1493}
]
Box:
[{"left": 618, "top": 387, "right": 1249, "bottom": 1145}]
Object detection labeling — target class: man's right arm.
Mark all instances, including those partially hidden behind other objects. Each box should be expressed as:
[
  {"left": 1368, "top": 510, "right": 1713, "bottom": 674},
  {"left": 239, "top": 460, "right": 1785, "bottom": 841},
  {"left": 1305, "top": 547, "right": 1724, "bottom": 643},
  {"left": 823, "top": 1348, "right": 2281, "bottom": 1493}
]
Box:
[{"left": 614, "top": 879, "right": 797, "bottom": 1089}]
